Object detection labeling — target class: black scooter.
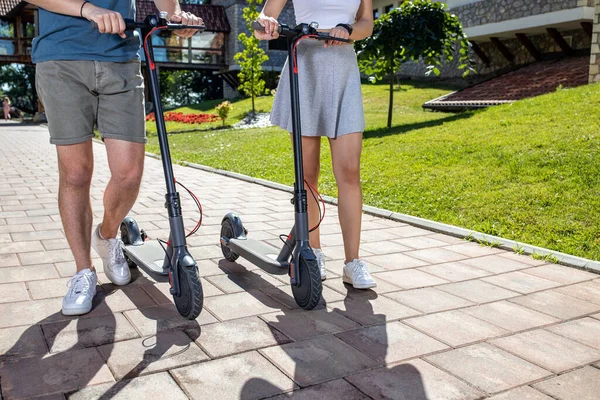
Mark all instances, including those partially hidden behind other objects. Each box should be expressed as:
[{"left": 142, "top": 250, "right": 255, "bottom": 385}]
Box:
[
  {"left": 118, "top": 14, "right": 206, "bottom": 320},
  {"left": 220, "top": 22, "right": 349, "bottom": 310}
]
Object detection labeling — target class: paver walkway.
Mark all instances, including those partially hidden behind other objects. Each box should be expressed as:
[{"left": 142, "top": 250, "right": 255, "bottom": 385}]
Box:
[{"left": 1, "top": 123, "right": 600, "bottom": 400}]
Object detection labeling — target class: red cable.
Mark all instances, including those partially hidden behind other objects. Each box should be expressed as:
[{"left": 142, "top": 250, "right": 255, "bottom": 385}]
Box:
[
  {"left": 304, "top": 179, "right": 326, "bottom": 231},
  {"left": 143, "top": 27, "right": 164, "bottom": 70},
  {"left": 292, "top": 34, "right": 318, "bottom": 74}
]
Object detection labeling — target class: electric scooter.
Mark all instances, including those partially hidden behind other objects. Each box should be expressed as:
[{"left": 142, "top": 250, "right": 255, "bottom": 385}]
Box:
[
  {"left": 117, "top": 14, "right": 206, "bottom": 320},
  {"left": 220, "top": 22, "right": 350, "bottom": 310}
]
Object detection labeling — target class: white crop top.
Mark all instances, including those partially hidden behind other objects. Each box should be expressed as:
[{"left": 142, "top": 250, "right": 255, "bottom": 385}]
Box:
[{"left": 293, "top": 0, "right": 361, "bottom": 29}]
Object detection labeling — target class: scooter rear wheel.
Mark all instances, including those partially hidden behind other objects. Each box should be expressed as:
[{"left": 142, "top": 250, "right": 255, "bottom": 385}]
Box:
[
  {"left": 173, "top": 264, "right": 203, "bottom": 320},
  {"left": 220, "top": 219, "right": 240, "bottom": 262},
  {"left": 291, "top": 256, "right": 322, "bottom": 310}
]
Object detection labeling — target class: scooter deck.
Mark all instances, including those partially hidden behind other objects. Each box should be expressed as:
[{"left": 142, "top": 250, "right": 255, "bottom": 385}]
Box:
[
  {"left": 123, "top": 242, "right": 169, "bottom": 276},
  {"left": 228, "top": 237, "right": 289, "bottom": 275}
]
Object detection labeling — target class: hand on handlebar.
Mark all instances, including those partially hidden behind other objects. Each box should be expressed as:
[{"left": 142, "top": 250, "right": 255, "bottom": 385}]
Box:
[
  {"left": 170, "top": 12, "right": 204, "bottom": 38},
  {"left": 324, "top": 26, "right": 350, "bottom": 48},
  {"left": 254, "top": 16, "right": 280, "bottom": 40},
  {"left": 82, "top": 3, "right": 126, "bottom": 38}
]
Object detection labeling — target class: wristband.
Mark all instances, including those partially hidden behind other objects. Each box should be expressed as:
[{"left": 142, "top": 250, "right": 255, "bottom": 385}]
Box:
[
  {"left": 336, "top": 23, "right": 353, "bottom": 36},
  {"left": 80, "top": 1, "right": 90, "bottom": 18}
]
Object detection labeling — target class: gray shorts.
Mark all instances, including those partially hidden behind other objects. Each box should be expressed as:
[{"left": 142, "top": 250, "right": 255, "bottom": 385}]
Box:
[{"left": 36, "top": 60, "right": 146, "bottom": 145}]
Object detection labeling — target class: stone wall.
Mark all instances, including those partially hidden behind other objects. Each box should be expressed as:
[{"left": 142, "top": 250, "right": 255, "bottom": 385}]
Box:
[
  {"left": 590, "top": 0, "right": 600, "bottom": 82},
  {"left": 452, "top": 0, "right": 590, "bottom": 28}
]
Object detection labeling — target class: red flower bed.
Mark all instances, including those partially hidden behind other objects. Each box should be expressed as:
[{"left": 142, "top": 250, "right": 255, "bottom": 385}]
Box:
[{"left": 146, "top": 111, "right": 220, "bottom": 124}]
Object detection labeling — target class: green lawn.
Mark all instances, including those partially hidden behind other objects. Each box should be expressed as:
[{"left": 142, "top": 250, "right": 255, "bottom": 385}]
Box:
[{"left": 146, "top": 82, "right": 600, "bottom": 261}]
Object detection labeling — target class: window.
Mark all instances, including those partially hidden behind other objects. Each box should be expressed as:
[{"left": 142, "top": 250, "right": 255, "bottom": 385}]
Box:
[
  {"left": 373, "top": 9, "right": 379, "bottom": 19},
  {"left": 384, "top": 4, "right": 394, "bottom": 13},
  {"left": 144, "top": 31, "right": 226, "bottom": 65}
]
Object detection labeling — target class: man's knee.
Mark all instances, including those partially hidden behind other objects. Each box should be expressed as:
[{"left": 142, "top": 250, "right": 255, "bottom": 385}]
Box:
[{"left": 60, "top": 164, "right": 93, "bottom": 188}]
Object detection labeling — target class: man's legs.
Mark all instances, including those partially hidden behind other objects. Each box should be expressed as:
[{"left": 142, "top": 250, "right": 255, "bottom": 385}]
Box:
[
  {"left": 56, "top": 141, "right": 95, "bottom": 272},
  {"left": 100, "top": 139, "right": 145, "bottom": 239}
]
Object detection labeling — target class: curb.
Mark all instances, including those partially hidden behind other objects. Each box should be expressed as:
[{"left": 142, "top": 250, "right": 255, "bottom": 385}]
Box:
[{"left": 175, "top": 158, "right": 600, "bottom": 273}]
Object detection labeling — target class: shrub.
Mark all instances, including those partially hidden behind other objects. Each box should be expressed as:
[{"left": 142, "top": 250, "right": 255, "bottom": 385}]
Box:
[{"left": 215, "top": 101, "right": 233, "bottom": 127}]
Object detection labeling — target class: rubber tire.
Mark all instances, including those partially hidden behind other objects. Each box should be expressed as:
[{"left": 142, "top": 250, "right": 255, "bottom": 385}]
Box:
[
  {"left": 220, "top": 219, "right": 240, "bottom": 262},
  {"left": 291, "top": 256, "right": 323, "bottom": 310},
  {"left": 173, "top": 264, "right": 203, "bottom": 320}
]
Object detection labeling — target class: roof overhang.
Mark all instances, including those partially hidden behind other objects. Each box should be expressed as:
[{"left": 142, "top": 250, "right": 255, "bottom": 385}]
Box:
[{"left": 465, "top": 6, "right": 595, "bottom": 41}]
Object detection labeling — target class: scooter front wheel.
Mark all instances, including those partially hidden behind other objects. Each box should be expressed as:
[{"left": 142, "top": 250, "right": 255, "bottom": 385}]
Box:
[
  {"left": 173, "top": 264, "right": 203, "bottom": 320},
  {"left": 220, "top": 218, "right": 240, "bottom": 262},
  {"left": 291, "top": 256, "right": 322, "bottom": 310}
]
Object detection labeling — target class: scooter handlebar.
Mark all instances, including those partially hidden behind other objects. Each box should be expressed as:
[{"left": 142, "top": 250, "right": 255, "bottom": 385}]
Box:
[
  {"left": 252, "top": 21, "right": 350, "bottom": 43},
  {"left": 91, "top": 16, "right": 206, "bottom": 33}
]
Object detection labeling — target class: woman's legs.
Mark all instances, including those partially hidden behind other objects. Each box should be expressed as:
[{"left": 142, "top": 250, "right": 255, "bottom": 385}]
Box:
[
  {"left": 329, "top": 132, "right": 363, "bottom": 263},
  {"left": 300, "top": 135, "right": 322, "bottom": 249}
]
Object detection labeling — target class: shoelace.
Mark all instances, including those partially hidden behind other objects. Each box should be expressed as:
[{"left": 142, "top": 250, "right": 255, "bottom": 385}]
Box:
[
  {"left": 108, "top": 238, "right": 127, "bottom": 266},
  {"left": 66, "top": 272, "right": 92, "bottom": 298},
  {"left": 352, "top": 261, "right": 371, "bottom": 280}
]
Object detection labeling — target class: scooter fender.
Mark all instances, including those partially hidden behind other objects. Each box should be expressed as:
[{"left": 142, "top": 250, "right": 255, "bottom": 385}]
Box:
[
  {"left": 221, "top": 212, "right": 247, "bottom": 239},
  {"left": 120, "top": 216, "right": 144, "bottom": 246}
]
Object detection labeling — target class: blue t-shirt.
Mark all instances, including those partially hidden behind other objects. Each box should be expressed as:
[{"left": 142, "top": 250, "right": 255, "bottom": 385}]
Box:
[{"left": 31, "top": 0, "right": 140, "bottom": 63}]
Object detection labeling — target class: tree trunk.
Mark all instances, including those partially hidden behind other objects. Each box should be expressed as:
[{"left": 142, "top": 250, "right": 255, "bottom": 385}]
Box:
[{"left": 387, "top": 77, "right": 394, "bottom": 129}]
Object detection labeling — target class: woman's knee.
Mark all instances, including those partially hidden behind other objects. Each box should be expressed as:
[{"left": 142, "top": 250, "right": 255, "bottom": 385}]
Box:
[{"left": 334, "top": 161, "right": 361, "bottom": 186}]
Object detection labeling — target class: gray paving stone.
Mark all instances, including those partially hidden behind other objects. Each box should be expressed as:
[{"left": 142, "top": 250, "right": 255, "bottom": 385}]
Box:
[
  {"left": 487, "top": 386, "right": 553, "bottom": 400},
  {"left": 443, "top": 242, "right": 505, "bottom": 257},
  {"left": 437, "top": 280, "right": 520, "bottom": 303},
  {"left": 394, "top": 236, "right": 450, "bottom": 249},
  {"left": 0, "top": 347, "right": 114, "bottom": 399},
  {"left": 67, "top": 372, "right": 188, "bottom": 400},
  {"left": 374, "top": 269, "right": 449, "bottom": 289},
  {"left": 336, "top": 321, "right": 448, "bottom": 364},
  {"left": 426, "top": 343, "right": 552, "bottom": 394},
  {"left": 462, "top": 301, "right": 559, "bottom": 332},
  {"left": 0, "top": 252, "right": 20, "bottom": 267},
  {"left": 323, "top": 277, "right": 402, "bottom": 298},
  {"left": 141, "top": 279, "right": 223, "bottom": 306},
  {"left": 261, "top": 334, "right": 379, "bottom": 387},
  {"left": 124, "top": 304, "right": 218, "bottom": 336},
  {"left": 346, "top": 359, "right": 486, "bottom": 400},
  {"left": 261, "top": 308, "right": 360, "bottom": 341},
  {"left": 491, "top": 329, "right": 600, "bottom": 373},
  {"left": 522, "top": 264, "right": 598, "bottom": 285},
  {"left": 385, "top": 287, "right": 474, "bottom": 314},
  {"left": 554, "top": 280, "right": 600, "bottom": 304},
  {"left": 203, "top": 290, "right": 284, "bottom": 321},
  {"left": 0, "top": 298, "right": 68, "bottom": 328},
  {"left": 205, "top": 269, "right": 286, "bottom": 294},
  {"left": 509, "top": 290, "right": 600, "bottom": 320},
  {"left": 419, "top": 261, "right": 492, "bottom": 282},
  {"left": 405, "top": 248, "right": 468, "bottom": 264},
  {"left": 361, "top": 253, "right": 430, "bottom": 270},
  {"left": 533, "top": 366, "right": 600, "bottom": 400},
  {"left": 27, "top": 277, "right": 81, "bottom": 300},
  {"left": 98, "top": 330, "right": 209, "bottom": 380},
  {"left": 268, "top": 379, "right": 369, "bottom": 400},
  {"left": 0, "top": 282, "right": 29, "bottom": 303},
  {"left": 188, "top": 316, "right": 290, "bottom": 358},
  {"left": 20, "top": 248, "right": 74, "bottom": 265},
  {"left": 461, "top": 255, "right": 532, "bottom": 274},
  {"left": 86, "top": 286, "right": 157, "bottom": 318},
  {"left": 260, "top": 282, "right": 345, "bottom": 309},
  {"left": 546, "top": 317, "right": 600, "bottom": 349},
  {"left": 404, "top": 310, "right": 509, "bottom": 346},
  {"left": 483, "top": 271, "right": 561, "bottom": 294},
  {"left": 498, "top": 253, "right": 546, "bottom": 266},
  {"left": 328, "top": 296, "right": 421, "bottom": 326},
  {"left": 0, "top": 325, "right": 47, "bottom": 362},
  {"left": 11, "top": 229, "right": 65, "bottom": 242},
  {"left": 42, "top": 313, "right": 139, "bottom": 353},
  {"left": 360, "top": 241, "right": 413, "bottom": 254},
  {"left": 172, "top": 351, "right": 297, "bottom": 400},
  {"left": 0, "top": 264, "right": 58, "bottom": 284}
]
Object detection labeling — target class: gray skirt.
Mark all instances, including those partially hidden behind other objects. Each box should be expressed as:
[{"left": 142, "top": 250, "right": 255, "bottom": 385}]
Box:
[{"left": 270, "top": 40, "right": 366, "bottom": 139}]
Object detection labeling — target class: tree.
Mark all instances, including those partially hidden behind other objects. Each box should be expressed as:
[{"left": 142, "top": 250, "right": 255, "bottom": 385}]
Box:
[
  {"left": 0, "top": 64, "right": 38, "bottom": 115},
  {"left": 356, "top": 0, "right": 473, "bottom": 128},
  {"left": 234, "top": 0, "right": 268, "bottom": 116}
]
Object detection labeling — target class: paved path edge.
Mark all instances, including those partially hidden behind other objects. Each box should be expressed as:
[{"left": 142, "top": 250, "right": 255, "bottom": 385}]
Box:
[{"left": 139, "top": 150, "right": 600, "bottom": 273}]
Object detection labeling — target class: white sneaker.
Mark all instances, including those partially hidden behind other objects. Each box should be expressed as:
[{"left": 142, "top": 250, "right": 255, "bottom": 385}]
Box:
[
  {"left": 62, "top": 268, "right": 97, "bottom": 316},
  {"left": 343, "top": 259, "right": 377, "bottom": 289},
  {"left": 92, "top": 224, "right": 131, "bottom": 286},
  {"left": 313, "top": 248, "right": 327, "bottom": 280}
]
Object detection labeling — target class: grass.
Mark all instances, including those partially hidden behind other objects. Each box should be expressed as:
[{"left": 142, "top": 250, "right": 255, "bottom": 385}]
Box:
[{"left": 146, "top": 81, "right": 600, "bottom": 261}]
